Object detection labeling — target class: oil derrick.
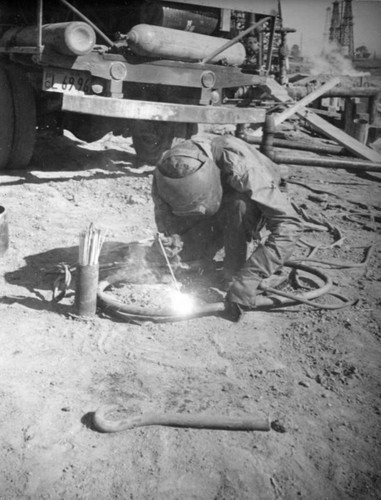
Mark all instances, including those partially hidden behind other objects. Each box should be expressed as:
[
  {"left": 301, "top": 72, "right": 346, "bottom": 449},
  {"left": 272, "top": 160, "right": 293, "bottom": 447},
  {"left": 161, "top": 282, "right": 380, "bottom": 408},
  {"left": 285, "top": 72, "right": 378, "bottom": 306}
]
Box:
[
  {"left": 276, "top": 0, "right": 288, "bottom": 85},
  {"left": 340, "top": 0, "right": 354, "bottom": 58},
  {"left": 322, "top": 6, "right": 332, "bottom": 53},
  {"left": 329, "top": 0, "right": 341, "bottom": 45}
]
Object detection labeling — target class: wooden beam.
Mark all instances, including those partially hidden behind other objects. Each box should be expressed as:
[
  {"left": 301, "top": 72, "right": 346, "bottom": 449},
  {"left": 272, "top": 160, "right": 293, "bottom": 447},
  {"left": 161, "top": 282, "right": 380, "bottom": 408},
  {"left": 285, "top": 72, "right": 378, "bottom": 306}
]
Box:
[
  {"left": 272, "top": 77, "right": 341, "bottom": 127},
  {"left": 251, "top": 77, "right": 339, "bottom": 135},
  {"left": 257, "top": 77, "right": 381, "bottom": 162},
  {"left": 299, "top": 109, "right": 381, "bottom": 163}
]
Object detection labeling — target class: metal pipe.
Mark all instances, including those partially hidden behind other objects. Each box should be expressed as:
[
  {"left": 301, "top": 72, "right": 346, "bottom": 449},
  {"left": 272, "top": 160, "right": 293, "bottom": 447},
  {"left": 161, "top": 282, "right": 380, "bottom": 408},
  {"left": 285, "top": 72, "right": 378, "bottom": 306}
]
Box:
[
  {"left": 352, "top": 118, "right": 368, "bottom": 144},
  {"left": 244, "top": 132, "right": 346, "bottom": 155},
  {"left": 260, "top": 114, "right": 275, "bottom": 159},
  {"left": 324, "top": 88, "right": 380, "bottom": 97},
  {"left": 201, "top": 16, "right": 271, "bottom": 64},
  {"left": 289, "top": 85, "right": 380, "bottom": 100},
  {"left": 93, "top": 404, "right": 271, "bottom": 433},
  {"left": 273, "top": 154, "right": 381, "bottom": 172},
  {"left": 59, "top": 0, "right": 115, "bottom": 47},
  {"left": 37, "top": 0, "right": 43, "bottom": 54},
  {"left": 368, "top": 95, "right": 378, "bottom": 124}
]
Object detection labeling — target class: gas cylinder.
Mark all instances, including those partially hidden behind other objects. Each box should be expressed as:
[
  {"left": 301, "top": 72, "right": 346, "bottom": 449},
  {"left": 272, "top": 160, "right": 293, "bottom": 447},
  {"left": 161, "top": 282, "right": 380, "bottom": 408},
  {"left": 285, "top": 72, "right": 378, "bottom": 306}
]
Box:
[
  {"left": 0, "top": 22, "right": 96, "bottom": 56},
  {"left": 127, "top": 24, "right": 246, "bottom": 66},
  {"left": 141, "top": 4, "right": 219, "bottom": 35}
]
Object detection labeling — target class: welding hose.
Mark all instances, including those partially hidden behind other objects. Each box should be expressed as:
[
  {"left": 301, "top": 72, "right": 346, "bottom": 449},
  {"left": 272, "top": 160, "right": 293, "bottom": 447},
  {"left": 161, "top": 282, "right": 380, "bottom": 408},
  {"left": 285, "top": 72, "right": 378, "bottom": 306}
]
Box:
[
  {"left": 97, "top": 262, "right": 354, "bottom": 322},
  {"left": 97, "top": 279, "right": 225, "bottom": 321},
  {"left": 93, "top": 404, "right": 270, "bottom": 433},
  {"left": 292, "top": 245, "right": 375, "bottom": 269}
]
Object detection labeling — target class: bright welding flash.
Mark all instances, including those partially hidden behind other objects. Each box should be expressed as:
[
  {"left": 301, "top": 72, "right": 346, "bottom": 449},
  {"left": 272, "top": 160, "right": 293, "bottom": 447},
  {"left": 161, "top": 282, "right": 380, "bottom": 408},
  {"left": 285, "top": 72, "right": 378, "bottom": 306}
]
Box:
[{"left": 170, "top": 289, "right": 195, "bottom": 316}]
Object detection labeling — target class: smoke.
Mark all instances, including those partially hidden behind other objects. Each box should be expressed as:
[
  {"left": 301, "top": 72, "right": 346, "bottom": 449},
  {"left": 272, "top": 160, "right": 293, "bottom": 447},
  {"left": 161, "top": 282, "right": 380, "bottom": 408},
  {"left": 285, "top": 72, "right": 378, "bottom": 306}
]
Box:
[
  {"left": 99, "top": 241, "right": 162, "bottom": 285},
  {"left": 307, "top": 41, "right": 363, "bottom": 76}
]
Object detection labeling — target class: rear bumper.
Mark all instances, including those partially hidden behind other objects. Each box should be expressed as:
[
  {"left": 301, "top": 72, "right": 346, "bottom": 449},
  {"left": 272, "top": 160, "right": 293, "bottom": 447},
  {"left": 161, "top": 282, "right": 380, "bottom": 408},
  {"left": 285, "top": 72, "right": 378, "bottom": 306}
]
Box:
[{"left": 62, "top": 94, "right": 266, "bottom": 124}]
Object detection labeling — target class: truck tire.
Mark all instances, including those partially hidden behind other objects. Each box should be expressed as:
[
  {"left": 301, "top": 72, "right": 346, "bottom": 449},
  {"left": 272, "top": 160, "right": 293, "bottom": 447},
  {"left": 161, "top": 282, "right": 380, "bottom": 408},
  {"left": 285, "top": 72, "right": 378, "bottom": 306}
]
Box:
[
  {"left": 63, "top": 113, "right": 109, "bottom": 143},
  {"left": 63, "top": 113, "right": 129, "bottom": 143},
  {"left": 0, "top": 66, "right": 14, "bottom": 170},
  {"left": 6, "top": 65, "right": 36, "bottom": 169},
  {"left": 132, "top": 121, "right": 198, "bottom": 165}
]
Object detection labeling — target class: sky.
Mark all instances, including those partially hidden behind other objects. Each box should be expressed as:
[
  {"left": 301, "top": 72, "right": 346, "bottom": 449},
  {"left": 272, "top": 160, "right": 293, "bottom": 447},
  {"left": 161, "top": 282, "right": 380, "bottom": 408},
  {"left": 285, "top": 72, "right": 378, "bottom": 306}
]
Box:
[{"left": 280, "top": 0, "right": 381, "bottom": 57}]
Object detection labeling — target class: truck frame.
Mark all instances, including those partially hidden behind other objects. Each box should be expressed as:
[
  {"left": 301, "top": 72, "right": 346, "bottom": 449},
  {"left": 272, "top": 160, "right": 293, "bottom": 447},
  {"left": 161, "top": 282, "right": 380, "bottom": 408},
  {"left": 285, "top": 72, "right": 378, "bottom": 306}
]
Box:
[{"left": 0, "top": 0, "right": 280, "bottom": 168}]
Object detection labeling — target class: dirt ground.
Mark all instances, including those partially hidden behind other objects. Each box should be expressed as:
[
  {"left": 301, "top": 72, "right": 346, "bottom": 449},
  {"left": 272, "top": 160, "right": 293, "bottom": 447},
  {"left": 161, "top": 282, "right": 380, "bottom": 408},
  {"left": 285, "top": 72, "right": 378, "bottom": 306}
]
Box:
[{"left": 0, "top": 122, "right": 380, "bottom": 500}]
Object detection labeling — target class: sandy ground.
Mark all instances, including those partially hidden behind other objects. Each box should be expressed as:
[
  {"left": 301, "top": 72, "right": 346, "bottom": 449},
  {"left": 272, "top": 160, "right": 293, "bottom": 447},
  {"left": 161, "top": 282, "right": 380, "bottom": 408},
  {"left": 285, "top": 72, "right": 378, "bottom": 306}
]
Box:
[{"left": 0, "top": 127, "right": 380, "bottom": 500}]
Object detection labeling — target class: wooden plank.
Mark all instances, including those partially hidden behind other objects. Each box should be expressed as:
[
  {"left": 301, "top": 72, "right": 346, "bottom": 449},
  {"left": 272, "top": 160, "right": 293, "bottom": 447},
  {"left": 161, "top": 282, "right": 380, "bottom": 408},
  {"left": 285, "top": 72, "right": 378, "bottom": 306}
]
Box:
[
  {"left": 255, "top": 77, "right": 381, "bottom": 162},
  {"left": 298, "top": 109, "right": 381, "bottom": 163},
  {"left": 273, "top": 77, "right": 341, "bottom": 127},
  {"left": 262, "top": 77, "right": 292, "bottom": 102}
]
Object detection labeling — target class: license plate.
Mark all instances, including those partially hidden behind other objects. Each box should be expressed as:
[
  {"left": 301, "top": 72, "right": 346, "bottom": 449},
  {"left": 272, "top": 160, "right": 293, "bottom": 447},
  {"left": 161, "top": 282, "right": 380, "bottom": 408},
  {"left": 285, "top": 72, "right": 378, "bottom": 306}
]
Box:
[{"left": 43, "top": 68, "right": 91, "bottom": 95}]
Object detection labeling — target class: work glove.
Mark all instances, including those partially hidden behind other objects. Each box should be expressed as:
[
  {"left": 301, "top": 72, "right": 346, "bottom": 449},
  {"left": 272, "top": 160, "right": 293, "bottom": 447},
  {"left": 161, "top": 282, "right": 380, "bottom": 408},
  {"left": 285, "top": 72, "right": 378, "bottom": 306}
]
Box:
[
  {"left": 226, "top": 275, "right": 261, "bottom": 309},
  {"left": 225, "top": 268, "right": 289, "bottom": 315},
  {"left": 146, "top": 233, "right": 184, "bottom": 270},
  {"left": 223, "top": 276, "right": 259, "bottom": 321},
  {"left": 154, "top": 233, "right": 183, "bottom": 259}
]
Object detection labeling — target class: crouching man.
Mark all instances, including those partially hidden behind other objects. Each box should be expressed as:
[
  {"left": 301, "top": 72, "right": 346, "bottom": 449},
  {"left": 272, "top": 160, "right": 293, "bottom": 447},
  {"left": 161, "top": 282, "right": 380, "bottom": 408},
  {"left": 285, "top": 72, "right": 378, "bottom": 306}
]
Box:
[{"left": 151, "top": 134, "right": 303, "bottom": 312}]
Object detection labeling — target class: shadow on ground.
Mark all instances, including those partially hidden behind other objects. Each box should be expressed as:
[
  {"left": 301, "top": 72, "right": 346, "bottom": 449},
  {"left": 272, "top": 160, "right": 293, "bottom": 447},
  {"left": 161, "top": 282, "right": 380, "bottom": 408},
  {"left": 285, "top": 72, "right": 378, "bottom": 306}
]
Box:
[
  {"left": 2, "top": 240, "right": 227, "bottom": 316},
  {"left": 1, "top": 132, "right": 154, "bottom": 187}
]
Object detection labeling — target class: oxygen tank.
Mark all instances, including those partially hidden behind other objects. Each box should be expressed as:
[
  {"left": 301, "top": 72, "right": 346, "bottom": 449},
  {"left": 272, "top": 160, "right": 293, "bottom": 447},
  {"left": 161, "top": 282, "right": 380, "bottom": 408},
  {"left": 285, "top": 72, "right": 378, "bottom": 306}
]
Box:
[
  {"left": 0, "top": 22, "right": 96, "bottom": 56},
  {"left": 141, "top": 4, "right": 219, "bottom": 35},
  {"left": 127, "top": 24, "right": 246, "bottom": 66}
]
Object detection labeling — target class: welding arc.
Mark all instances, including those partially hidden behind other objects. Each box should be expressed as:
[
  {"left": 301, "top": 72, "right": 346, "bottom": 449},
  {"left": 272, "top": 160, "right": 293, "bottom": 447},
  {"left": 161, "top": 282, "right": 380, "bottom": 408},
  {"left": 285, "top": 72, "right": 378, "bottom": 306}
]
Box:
[
  {"left": 97, "top": 262, "right": 353, "bottom": 323},
  {"left": 93, "top": 404, "right": 270, "bottom": 433}
]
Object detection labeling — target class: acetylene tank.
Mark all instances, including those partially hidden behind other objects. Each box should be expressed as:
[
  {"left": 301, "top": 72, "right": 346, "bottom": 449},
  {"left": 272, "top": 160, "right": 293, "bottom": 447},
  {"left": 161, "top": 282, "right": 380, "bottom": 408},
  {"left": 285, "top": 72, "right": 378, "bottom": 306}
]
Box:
[
  {"left": 127, "top": 24, "right": 246, "bottom": 65},
  {"left": 0, "top": 22, "right": 96, "bottom": 56}
]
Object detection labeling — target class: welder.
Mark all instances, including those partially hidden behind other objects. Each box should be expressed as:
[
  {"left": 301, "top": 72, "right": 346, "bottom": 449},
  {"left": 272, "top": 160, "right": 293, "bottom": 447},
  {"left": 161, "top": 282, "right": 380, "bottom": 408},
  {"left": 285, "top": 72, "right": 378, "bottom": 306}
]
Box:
[{"left": 151, "top": 135, "right": 303, "bottom": 311}]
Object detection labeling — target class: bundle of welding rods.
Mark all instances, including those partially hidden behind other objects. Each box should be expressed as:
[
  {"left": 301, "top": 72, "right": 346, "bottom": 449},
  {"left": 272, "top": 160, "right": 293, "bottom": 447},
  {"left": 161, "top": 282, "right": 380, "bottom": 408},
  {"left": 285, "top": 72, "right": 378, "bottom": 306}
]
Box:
[{"left": 78, "top": 223, "right": 106, "bottom": 266}]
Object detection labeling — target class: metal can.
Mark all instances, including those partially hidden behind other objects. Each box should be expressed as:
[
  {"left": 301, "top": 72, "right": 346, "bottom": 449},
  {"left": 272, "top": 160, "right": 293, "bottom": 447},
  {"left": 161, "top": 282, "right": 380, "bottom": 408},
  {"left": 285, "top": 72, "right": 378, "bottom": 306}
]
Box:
[{"left": 0, "top": 206, "right": 9, "bottom": 257}]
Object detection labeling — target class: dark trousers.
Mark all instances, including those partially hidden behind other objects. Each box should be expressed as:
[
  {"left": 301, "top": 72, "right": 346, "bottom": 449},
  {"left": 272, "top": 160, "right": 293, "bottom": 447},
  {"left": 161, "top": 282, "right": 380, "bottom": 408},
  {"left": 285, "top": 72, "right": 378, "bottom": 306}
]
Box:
[{"left": 178, "top": 191, "right": 261, "bottom": 278}]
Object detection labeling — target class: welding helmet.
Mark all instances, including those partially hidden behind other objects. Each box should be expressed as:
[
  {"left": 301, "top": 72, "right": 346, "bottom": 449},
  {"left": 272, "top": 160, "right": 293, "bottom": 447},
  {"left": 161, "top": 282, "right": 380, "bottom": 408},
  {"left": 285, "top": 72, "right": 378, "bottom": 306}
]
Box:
[{"left": 154, "top": 140, "right": 223, "bottom": 217}]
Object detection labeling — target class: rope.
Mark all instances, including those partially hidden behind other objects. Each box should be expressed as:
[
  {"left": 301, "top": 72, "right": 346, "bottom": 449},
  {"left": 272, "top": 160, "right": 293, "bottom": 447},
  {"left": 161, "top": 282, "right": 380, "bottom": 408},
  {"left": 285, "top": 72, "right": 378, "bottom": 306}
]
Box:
[{"left": 51, "top": 264, "right": 73, "bottom": 302}]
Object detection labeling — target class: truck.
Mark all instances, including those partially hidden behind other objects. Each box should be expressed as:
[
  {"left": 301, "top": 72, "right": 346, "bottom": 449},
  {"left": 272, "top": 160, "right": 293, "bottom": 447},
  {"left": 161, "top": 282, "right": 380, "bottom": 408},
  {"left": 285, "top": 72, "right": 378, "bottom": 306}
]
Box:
[{"left": 0, "top": 0, "right": 282, "bottom": 170}]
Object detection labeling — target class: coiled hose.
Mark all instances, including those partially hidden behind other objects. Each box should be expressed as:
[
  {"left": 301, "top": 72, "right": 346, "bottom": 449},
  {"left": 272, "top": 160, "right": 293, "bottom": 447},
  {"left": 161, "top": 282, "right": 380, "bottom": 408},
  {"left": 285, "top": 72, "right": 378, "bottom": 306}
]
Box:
[{"left": 97, "top": 261, "right": 355, "bottom": 323}]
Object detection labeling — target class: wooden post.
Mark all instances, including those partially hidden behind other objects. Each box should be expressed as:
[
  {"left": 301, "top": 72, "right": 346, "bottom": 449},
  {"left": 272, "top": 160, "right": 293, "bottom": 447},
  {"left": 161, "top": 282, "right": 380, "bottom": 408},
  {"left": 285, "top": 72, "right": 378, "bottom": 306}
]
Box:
[
  {"left": 344, "top": 97, "right": 356, "bottom": 135},
  {"left": 368, "top": 93, "right": 380, "bottom": 125}
]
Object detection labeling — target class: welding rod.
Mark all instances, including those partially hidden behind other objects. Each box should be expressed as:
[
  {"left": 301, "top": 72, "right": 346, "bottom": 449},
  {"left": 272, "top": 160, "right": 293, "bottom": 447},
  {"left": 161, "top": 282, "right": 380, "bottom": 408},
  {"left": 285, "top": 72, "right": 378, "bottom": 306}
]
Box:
[{"left": 156, "top": 234, "right": 180, "bottom": 290}]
